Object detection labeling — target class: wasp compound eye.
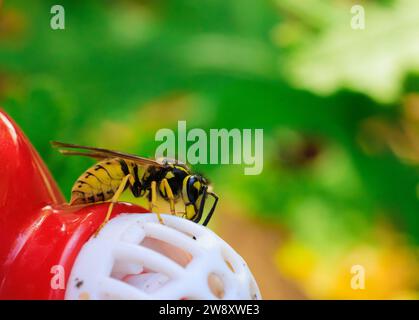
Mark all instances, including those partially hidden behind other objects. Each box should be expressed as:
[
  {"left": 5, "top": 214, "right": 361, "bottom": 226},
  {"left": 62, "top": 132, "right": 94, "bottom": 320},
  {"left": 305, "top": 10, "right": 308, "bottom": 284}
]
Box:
[{"left": 186, "top": 175, "right": 201, "bottom": 204}]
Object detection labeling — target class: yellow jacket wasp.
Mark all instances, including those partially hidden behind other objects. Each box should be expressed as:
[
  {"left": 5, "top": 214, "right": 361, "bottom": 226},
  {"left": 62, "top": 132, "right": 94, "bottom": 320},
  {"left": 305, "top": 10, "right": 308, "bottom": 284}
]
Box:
[{"left": 51, "top": 141, "right": 218, "bottom": 235}]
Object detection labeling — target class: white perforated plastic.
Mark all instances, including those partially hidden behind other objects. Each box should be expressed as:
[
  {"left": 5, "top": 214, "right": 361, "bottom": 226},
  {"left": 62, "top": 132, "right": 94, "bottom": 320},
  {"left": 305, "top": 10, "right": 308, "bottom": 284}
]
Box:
[{"left": 65, "top": 213, "right": 261, "bottom": 300}]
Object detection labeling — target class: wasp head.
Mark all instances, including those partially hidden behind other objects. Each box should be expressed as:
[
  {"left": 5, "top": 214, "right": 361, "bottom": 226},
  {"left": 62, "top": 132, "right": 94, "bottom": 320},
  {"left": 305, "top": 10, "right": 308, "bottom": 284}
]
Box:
[{"left": 183, "top": 174, "right": 218, "bottom": 226}]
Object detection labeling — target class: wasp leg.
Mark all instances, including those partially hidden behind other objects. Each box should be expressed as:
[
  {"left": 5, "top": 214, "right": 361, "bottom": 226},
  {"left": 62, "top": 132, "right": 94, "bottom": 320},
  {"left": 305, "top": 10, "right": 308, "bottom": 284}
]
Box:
[
  {"left": 95, "top": 174, "right": 133, "bottom": 237},
  {"left": 161, "top": 178, "right": 176, "bottom": 215},
  {"left": 149, "top": 180, "right": 164, "bottom": 224},
  {"left": 192, "top": 186, "right": 207, "bottom": 224}
]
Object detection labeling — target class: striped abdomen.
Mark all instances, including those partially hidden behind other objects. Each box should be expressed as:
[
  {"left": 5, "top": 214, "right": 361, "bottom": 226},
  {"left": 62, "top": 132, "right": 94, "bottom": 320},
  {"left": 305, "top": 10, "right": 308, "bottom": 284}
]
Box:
[{"left": 70, "top": 158, "right": 140, "bottom": 205}]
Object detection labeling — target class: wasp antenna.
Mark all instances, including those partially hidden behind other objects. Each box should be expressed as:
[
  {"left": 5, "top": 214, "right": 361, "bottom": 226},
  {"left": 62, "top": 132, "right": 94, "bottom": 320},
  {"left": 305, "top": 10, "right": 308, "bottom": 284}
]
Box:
[
  {"left": 50, "top": 141, "right": 60, "bottom": 147},
  {"left": 51, "top": 141, "right": 77, "bottom": 149},
  {"left": 51, "top": 141, "right": 82, "bottom": 148},
  {"left": 59, "top": 149, "right": 79, "bottom": 154}
]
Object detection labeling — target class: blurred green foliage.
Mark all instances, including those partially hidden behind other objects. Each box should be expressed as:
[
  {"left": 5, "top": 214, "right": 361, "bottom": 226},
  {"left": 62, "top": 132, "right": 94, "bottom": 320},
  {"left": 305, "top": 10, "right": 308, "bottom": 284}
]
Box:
[
  {"left": 276, "top": 0, "right": 419, "bottom": 103},
  {"left": 1, "top": 0, "right": 418, "bottom": 255}
]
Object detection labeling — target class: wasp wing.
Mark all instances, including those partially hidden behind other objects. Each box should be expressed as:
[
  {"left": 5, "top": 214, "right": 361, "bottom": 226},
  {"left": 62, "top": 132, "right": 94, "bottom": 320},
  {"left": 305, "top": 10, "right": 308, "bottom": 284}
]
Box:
[
  {"left": 51, "top": 141, "right": 164, "bottom": 167},
  {"left": 57, "top": 150, "right": 111, "bottom": 160}
]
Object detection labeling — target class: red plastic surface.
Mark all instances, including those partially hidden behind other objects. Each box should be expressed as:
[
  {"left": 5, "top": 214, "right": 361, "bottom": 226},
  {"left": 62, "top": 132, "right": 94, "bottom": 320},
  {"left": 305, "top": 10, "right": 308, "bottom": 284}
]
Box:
[{"left": 0, "top": 109, "right": 148, "bottom": 299}]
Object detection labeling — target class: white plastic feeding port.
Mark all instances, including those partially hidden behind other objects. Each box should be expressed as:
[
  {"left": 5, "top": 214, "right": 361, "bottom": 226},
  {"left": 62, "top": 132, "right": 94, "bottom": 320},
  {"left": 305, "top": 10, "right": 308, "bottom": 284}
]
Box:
[{"left": 65, "top": 213, "right": 261, "bottom": 300}]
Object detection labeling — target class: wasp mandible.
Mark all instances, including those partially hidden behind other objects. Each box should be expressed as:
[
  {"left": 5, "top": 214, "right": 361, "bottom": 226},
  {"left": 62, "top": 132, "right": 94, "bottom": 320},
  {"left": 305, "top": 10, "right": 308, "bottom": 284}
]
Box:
[{"left": 51, "top": 142, "right": 218, "bottom": 235}]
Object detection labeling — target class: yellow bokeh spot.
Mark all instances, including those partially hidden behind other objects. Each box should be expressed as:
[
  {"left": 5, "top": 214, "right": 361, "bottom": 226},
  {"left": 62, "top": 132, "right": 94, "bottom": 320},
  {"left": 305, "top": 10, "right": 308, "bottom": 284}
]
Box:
[
  {"left": 274, "top": 230, "right": 419, "bottom": 299},
  {"left": 274, "top": 241, "right": 317, "bottom": 283}
]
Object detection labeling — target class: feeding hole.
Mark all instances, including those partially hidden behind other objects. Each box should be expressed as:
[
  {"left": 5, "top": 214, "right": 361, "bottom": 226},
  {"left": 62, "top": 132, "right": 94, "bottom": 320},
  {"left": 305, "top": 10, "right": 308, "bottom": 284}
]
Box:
[
  {"left": 110, "top": 258, "right": 171, "bottom": 294},
  {"left": 208, "top": 272, "right": 225, "bottom": 299},
  {"left": 224, "top": 259, "right": 235, "bottom": 273},
  {"left": 111, "top": 259, "right": 143, "bottom": 280},
  {"left": 109, "top": 236, "right": 193, "bottom": 295},
  {"left": 123, "top": 271, "right": 170, "bottom": 294},
  {"left": 140, "top": 236, "right": 193, "bottom": 267}
]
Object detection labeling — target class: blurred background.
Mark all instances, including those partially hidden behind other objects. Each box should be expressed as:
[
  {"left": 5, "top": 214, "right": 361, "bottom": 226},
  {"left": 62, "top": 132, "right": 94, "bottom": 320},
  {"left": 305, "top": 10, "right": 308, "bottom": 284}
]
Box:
[{"left": 1, "top": 0, "right": 418, "bottom": 299}]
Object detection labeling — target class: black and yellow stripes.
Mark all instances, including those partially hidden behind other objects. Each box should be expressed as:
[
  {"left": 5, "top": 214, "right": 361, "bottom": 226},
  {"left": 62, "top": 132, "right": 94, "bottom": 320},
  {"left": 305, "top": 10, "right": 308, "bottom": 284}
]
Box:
[
  {"left": 70, "top": 158, "right": 148, "bottom": 205},
  {"left": 70, "top": 158, "right": 126, "bottom": 204}
]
